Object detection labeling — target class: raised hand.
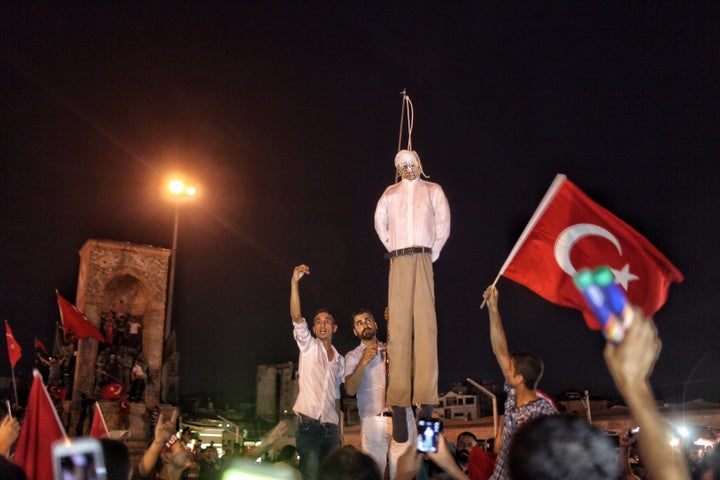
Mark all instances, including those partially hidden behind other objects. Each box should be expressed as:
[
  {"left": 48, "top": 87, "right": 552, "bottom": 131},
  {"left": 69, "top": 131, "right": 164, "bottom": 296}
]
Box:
[
  {"left": 603, "top": 307, "right": 661, "bottom": 392},
  {"left": 154, "top": 410, "right": 179, "bottom": 445},
  {"left": 483, "top": 285, "right": 499, "bottom": 310},
  {"left": 291, "top": 264, "right": 310, "bottom": 283},
  {"left": 0, "top": 415, "right": 20, "bottom": 457}
]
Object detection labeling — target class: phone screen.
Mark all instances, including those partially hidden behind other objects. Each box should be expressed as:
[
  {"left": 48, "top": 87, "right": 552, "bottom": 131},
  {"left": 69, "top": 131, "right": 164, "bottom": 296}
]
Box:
[
  {"left": 52, "top": 438, "right": 107, "bottom": 480},
  {"left": 416, "top": 418, "right": 442, "bottom": 453},
  {"left": 60, "top": 453, "right": 102, "bottom": 480}
]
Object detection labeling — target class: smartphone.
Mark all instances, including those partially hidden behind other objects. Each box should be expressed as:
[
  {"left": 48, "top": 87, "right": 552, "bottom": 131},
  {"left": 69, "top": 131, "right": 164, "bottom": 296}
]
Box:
[
  {"left": 52, "top": 437, "right": 107, "bottom": 480},
  {"left": 416, "top": 418, "right": 443, "bottom": 453}
]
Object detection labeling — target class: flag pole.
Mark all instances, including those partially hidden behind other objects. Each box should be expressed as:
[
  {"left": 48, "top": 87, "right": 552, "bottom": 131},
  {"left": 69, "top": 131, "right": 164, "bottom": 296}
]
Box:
[
  {"left": 480, "top": 174, "right": 567, "bottom": 309},
  {"left": 10, "top": 364, "right": 18, "bottom": 407},
  {"left": 54, "top": 289, "right": 63, "bottom": 349},
  {"left": 5, "top": 320, "right": 20, "bottom": 406}
]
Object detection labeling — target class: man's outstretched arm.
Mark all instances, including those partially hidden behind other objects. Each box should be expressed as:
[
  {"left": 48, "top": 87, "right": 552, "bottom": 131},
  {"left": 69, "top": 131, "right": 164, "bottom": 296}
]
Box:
[
  {"left": 604, "top": 308, "right": 689, "bottom": 480},
  {"left": 290, "top": 264, "right": 309, "bottom": 324},
  {"left": 483, "top": 285, "right": 513, "bottom": 383}
]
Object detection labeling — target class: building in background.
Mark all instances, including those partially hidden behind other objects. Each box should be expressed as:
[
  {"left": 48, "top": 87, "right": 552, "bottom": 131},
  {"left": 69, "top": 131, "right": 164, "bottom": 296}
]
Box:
[
  {"left": 435, "top": 390, "right": 479, "bottom": 420},
  {"left": 255, "top": 362, "right": 297, "bottom": 424}
]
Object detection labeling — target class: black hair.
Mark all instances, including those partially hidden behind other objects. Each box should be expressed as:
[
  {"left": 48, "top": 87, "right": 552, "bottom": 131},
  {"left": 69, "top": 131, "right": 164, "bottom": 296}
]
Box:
[
  {"left": 0, "top": 456, "right": 26, "bottom": 480},
  {"left": 276, "top": 444, "right": 297, "bottom": 462},
  {"left": 313, "top": 308, "right": 335, "bottom": 323},
  {"left": 509, "top": 415, "right": 619, "bottom": 480},
  {"left": 511, "top": 350, "right": 544, "bottom": 390},
  {"left": 350, "top": 308, "right": 374, "bottom": 327},
  {"left": 100, "top": 438, "right": 131, "bottom": 480},
  {"left": 319, "top": 445, "right": 381, "bottom": 480},
  {"left": 456, "top": 431, "right": 478, "bottom": 443}
]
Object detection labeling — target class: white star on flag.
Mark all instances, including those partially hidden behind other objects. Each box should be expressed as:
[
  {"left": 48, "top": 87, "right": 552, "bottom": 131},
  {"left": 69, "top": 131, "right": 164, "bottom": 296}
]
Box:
[{"left": 610, "top": 264, "right": 639, "bottom": 290}]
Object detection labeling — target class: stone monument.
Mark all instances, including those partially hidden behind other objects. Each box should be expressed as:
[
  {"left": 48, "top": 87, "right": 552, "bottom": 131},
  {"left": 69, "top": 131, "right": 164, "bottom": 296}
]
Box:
[{"left": 69, "top": 239, "right": 172, "bottom": 439}]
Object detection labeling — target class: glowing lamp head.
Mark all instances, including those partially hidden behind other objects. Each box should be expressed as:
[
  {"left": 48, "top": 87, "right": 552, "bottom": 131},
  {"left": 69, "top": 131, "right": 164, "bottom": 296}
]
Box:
[{"left": 168, "top": 179, "right": 197, "bottom": 198}]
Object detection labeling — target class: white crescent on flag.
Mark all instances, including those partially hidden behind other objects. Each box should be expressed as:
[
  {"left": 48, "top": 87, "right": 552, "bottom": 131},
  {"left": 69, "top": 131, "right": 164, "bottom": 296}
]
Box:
[{"left": 554, "top": 223, "right": 639, "bottom": 290}]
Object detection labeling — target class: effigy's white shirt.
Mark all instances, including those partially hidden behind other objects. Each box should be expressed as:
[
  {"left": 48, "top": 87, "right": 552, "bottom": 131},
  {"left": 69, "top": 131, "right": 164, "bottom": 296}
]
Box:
[
  {"left": 374, "top": 178, "right": 451, "bottom": 262},
  {"left": 292, "top": 319, "right": 345, "bottom": 424},
  {"left": 344, "top": 342, "right": 387, "bottom": 417}
]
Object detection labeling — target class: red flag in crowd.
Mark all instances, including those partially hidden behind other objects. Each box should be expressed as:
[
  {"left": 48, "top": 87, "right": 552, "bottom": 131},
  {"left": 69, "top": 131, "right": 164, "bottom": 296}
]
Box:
[
  {"left": 48, "top": 385, "right": 68, "bottom": 401},
  {"left": 5, "top": 320, "right": 22, "bottom": 368},
  {"left": 14, "top": 370, "right": 67, "bottom": 480},
  {"left": 56, "top": 291, "right": 105, "bottom": 342},
  {"left": 101, "top": 382, "right": 126, "bottom": 400},
  {"left": 118, "top": 396, "right": 130, "bottom": 415},
  {"left": 499, "top": 174, "right": 683, "bottom": 329},
  {"left": 34, "top": 338, "right": 48, "bottom": 355},
  {"left": 90, "top": 402, "right": 109, "bottom": 438}
]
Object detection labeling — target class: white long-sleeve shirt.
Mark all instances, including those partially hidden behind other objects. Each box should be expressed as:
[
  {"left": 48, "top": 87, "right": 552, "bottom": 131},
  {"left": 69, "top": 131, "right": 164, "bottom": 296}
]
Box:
[
  {"left": 374, "top": 178, "right": 451, "bottom": 262},
  {"left": 292, "top": 319, "right": 345, "bottom": 424}
]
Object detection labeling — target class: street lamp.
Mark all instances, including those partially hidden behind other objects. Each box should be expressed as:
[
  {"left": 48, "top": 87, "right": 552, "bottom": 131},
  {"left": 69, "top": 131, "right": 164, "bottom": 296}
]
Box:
[
  {"left": 165, "top": 178, "right": 197, "bottom": 341},
  {"left": 218, "top": 415, "right": 241, "bottom": 444},
  {"left": 467, "top": 378, "right": 498, "bottom": 439}
]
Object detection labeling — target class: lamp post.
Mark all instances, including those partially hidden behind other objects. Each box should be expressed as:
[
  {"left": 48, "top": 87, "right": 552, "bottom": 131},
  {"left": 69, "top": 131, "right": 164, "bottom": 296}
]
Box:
[
  {"left": 218, "top": 415, "right": 241, "bottom": 444},
  {"left": 467, "top": 377, "right": 498, "bottom": 438},
  {"left": 165, "top": 178, "right": 196, "bottom": 341}
]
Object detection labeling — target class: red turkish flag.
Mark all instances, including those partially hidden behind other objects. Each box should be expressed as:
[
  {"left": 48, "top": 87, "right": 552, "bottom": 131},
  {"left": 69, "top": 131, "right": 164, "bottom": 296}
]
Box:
[
  {"left": 500, "top": 174, "right": 683, "bottom": 329},
  {"left": 34, "top": 338, "right": 49, "bottom": 355},
  {"left": 5, "top": 320, "right": 22, "bottom": 368},
  {"left": 90, "top": 402, "right": 109, "bottom": 438},
  {"left": 56, "top": 292, "right": 105, "bottom": 342},
  {"left": 101, "top": 382, "right": 126, "bottom": 400},
  {"left": 118, "top": 397, "right": 130, "bottom": 415},
  {"left": 14, "top": 370, "right": 67, "bottom": 480},
  {"left": 48, "top": 385, "right": 68, "bottom": 401}
]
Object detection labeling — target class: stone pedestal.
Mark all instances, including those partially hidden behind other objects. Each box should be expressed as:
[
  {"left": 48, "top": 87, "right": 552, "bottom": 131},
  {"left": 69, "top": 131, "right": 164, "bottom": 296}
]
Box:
[{"left": 69, "top": 239, "right": 172, "bottom": 439}]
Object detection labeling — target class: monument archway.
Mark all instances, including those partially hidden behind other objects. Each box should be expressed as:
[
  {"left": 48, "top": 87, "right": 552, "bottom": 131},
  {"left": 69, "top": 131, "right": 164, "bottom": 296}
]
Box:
[{"left": 70, "top": 239, "right": 171, "bottom": 438}]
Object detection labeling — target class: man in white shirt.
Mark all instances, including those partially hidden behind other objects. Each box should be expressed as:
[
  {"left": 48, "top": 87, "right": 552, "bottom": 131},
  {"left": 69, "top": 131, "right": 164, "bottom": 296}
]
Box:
[
  {"left": 374, "top": 149, "right": 451, "bottom": 442},
  {"left": 344, "top": 308, "right": 415, "bottom": 479},
  {"left": 290, "top": 264, "right": 345, "bottom": 480}
]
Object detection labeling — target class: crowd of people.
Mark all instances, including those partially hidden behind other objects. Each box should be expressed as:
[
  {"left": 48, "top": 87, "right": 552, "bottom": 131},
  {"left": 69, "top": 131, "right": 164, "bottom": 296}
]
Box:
[
  {"left": 278, "top": 147, "right": 709, "bottom": 480},
  {"left": 0, "top": 148, "right": 715, "bottom": 479},
  {"left": 286, "top": 262, "right": 717, "bottom": 480},
  {"left": 0, "top": 272, "right": 717, "bottom": 479}
]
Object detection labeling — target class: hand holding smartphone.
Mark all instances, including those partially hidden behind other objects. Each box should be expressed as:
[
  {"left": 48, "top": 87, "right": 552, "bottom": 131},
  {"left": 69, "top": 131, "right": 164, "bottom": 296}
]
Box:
[
  {"left": 416, "top": 418, "right": 443, "bottom": 453},
  {"left": 52, "top": 438, "right": 107, "bottom": 480}
]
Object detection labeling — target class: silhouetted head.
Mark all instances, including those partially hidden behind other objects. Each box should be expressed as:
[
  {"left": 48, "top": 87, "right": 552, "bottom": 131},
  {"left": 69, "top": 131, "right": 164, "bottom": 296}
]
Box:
[
  {"left": 319, "top": 445, "right": 381, "bottom": 480},
  {"left": 100, "top": 438, "right": 131, "bottom": 480},
  {"left": 509, "top": 415, "right": 619, "bottom": 480}
]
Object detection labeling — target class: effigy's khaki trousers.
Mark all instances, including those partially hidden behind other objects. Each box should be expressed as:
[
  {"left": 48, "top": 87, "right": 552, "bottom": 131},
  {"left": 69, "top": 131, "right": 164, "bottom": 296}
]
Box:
[{"left": 386, "top": 253, "right": 439, "bottom": 407}]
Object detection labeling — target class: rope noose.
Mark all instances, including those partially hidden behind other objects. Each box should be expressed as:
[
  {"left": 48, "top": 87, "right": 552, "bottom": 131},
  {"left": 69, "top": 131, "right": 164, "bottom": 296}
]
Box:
[{"left": 396, "top": 90, "right": 416, "bottom": 182}]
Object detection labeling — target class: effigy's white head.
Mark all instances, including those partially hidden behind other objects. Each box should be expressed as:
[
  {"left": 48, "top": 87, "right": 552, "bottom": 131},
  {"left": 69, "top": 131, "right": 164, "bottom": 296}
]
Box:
[{"left": 394, "top": 149, "right": 422, "bottom": 181}]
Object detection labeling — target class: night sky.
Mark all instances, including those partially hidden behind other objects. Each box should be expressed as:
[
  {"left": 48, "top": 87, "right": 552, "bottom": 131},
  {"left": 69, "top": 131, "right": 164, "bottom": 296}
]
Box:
[{"left": 1, "top": 3, "right": 718, "bottom": 406}]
